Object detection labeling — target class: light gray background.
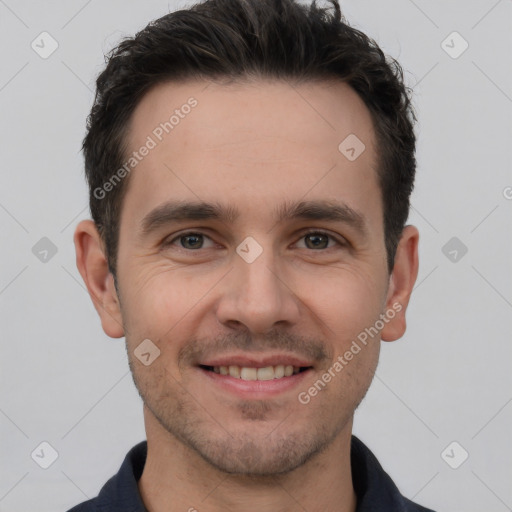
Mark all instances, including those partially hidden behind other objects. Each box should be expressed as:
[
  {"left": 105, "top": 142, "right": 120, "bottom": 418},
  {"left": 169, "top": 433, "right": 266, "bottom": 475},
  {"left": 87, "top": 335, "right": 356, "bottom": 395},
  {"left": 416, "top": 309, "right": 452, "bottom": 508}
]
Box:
[{"left": 1, "top": 1, "right": 511, "bottom": 511}]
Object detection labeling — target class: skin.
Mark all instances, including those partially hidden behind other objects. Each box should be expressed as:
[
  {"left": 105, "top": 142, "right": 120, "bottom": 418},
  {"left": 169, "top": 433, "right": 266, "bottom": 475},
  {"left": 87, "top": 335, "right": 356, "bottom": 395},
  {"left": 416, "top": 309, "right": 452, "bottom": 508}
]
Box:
[{"left": 74, "top": 78, "right": 419, "bottom": 512}]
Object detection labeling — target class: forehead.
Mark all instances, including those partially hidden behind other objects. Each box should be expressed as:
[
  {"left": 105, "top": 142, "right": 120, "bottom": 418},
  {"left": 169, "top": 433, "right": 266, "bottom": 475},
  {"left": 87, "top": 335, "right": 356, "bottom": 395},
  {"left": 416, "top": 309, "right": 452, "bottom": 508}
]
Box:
[{"left": 121, "top": 78, "right": 380, "bottom": 231}]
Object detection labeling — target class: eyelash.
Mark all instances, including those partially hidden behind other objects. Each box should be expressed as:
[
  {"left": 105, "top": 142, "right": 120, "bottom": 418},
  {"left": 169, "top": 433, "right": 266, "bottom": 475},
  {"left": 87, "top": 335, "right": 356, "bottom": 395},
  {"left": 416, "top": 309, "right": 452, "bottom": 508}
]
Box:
[{"left": 162, "top": 229, "right": 346, "bottom": 251}]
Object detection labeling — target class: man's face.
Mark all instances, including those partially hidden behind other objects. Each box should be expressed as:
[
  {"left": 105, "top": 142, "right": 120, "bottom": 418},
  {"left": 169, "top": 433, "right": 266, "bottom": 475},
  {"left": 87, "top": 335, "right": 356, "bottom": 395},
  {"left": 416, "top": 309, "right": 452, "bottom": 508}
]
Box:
[{"left": 113, "top": 79, "right": 393, "bottom": 475}]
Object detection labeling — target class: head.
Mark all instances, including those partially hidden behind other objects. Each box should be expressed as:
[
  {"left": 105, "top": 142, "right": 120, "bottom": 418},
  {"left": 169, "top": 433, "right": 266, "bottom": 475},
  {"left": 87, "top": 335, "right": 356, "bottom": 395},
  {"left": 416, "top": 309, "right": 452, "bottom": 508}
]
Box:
[{"left": 75, "top": 0, "right": 419, "bottom": 476}]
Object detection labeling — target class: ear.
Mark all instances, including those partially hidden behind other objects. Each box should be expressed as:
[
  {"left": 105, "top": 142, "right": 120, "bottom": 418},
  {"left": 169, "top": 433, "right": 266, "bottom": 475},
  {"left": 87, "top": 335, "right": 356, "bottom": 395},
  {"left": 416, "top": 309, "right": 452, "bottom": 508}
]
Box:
[
  {"left": 73, "top": 219, "right": 125, "bottom": 338},
  {"left": 381, "top": 225, "right": 419, "bottom": 342}
]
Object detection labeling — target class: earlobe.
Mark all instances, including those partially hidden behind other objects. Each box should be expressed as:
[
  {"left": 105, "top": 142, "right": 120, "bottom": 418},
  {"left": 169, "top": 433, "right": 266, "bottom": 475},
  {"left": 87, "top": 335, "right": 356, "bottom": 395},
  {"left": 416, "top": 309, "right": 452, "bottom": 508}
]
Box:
[
  {"left": 73, "top": 219, "right": 125, "bottom": 338},
  {"left": 381, "top": 225, "right": 419, "bottom": 342}
]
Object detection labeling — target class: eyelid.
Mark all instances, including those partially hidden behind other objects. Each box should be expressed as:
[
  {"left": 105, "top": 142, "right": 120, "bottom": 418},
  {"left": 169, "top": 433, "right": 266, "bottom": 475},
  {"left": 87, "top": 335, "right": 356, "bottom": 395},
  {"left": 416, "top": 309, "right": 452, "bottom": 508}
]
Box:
[
  {"left": 294, "top": 229, "right": 347, "bottom": 248},
  {"left": 162, "top": 230, "right": 216, "bottom": 249},
  {"left": 162, "top": 228, "right": 347, "bottom": 251}
]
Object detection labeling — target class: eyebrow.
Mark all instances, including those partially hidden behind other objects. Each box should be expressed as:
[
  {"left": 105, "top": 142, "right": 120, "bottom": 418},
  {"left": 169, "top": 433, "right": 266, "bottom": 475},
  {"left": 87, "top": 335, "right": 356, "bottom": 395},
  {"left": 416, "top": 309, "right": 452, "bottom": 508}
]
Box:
[{"left": 139, "top": 199, "right": 367, "bottom": 238}]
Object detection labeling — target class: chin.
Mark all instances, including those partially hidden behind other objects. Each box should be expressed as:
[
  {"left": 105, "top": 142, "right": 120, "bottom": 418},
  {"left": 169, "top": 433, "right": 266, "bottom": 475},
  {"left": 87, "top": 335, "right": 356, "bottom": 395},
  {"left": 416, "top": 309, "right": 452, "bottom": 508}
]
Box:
[
  {"left": 190, "top": 433, "right": 329, "bottom": 476},
  {"left": 172, "top": 410, "right": 346, "bottom": 477}
]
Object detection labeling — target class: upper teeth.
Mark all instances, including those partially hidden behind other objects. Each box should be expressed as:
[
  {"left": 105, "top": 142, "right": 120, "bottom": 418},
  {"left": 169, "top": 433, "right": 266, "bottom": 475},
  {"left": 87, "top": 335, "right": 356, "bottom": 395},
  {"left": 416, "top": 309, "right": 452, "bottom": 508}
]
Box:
[{"left": 214, "top": 365, "right": 301, "bottom": 380}]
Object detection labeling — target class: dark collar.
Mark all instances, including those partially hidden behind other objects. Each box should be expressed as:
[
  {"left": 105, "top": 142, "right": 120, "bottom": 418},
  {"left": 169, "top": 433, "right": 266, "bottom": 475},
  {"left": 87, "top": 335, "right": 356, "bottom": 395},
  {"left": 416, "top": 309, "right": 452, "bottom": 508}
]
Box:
[{"left": 67, "top": 436, "right": 435, "bottom": 512}]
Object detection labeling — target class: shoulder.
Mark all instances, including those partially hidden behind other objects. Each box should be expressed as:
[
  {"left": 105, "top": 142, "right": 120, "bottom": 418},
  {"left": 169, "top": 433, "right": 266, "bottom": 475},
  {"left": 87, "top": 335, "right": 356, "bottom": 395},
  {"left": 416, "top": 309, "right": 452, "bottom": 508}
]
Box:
[
  {"left": 351, "top": 435, "right": 437, "bottom": 512},
  {"left": 65, "top": 500, "right": 97, "bottom": 512},
  {"left": 64, "top": 441, "right": 148, "bottom": 512},
  {"left": 401, "top": 496, "right": 436, "bottom": 512}
]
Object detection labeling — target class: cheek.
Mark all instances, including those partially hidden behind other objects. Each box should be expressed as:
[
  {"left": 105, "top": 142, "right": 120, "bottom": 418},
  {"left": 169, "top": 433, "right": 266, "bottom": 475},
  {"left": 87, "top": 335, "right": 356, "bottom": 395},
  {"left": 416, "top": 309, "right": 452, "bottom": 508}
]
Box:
[
  {"left": 119, "top": 254, "right": 388, "bottom": 361},
  {"left": 119, "top": 262, "right": 224, "bottom": 346},
  {"left": 296, "top": 266, "right": 387, "bottom": 341}
]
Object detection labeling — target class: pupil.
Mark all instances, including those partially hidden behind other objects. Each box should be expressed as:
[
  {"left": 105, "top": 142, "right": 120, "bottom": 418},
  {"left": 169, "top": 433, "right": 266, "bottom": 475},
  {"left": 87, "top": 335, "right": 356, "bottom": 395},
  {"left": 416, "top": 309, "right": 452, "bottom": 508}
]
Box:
[
  {"left": 306, "top": 234, "right": 328, "bottom": 249},
  {"left": 180, "top": 234, "right": 328, "bottom": 250},
  {"left": 182, "top": 234, "right": 202, "bottom": 249}
]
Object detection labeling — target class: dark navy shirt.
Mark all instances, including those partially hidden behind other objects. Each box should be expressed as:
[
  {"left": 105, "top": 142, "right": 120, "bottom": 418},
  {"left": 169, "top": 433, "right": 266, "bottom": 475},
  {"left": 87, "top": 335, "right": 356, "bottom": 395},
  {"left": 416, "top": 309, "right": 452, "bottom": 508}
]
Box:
[{"left": 66, "top": 436, "right": 435, "bottom": 511}]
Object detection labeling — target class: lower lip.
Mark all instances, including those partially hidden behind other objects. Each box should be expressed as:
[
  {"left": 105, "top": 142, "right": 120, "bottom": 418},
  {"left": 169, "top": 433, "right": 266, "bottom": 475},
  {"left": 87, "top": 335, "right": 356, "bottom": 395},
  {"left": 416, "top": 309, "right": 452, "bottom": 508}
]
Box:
[{"left": 198, "top": 367, "right": 312, "bottom": 399}]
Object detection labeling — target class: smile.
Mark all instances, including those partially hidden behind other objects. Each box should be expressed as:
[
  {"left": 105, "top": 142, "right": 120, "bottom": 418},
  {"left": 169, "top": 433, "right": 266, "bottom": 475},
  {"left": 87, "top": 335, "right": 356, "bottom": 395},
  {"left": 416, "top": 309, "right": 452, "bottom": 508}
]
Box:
[{"left": 200, "top": 364, "right": 311, "bottom": 381}]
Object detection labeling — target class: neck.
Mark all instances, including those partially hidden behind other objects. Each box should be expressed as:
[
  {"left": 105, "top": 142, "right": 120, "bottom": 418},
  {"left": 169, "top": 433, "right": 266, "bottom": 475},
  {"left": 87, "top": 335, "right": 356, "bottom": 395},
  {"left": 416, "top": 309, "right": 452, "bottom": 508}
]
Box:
[{"left": 138, "top": 406, "right": 357, "bottom": 512}]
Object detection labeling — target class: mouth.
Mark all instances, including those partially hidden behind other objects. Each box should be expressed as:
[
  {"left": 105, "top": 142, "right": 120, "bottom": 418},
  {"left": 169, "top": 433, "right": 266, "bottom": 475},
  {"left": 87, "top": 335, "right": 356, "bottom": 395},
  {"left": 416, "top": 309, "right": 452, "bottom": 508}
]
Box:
[
  {"left": 200, "top": 364, "right": 312, "bottom": 381},
  {"left": 196, "top": 356, "right": 314, "bottom": 399}
]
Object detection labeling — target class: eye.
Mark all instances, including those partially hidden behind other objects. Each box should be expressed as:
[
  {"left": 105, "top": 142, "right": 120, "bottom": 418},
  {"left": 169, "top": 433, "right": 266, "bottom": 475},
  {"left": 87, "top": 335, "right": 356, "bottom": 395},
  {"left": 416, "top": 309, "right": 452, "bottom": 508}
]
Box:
[
  {"left": 162, "top": 230, "right": 345, "bottom": 252},
  {"left": 163, "top": 232, "right": 215, "bottom": 250},
  {"left": 295, "top": 230, "right": 344, "bottom": 250}
]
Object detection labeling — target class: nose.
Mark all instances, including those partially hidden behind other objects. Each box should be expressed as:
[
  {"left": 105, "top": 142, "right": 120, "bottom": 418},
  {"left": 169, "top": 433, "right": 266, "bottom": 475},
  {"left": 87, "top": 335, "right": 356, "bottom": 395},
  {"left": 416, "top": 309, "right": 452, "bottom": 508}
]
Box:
[{"left": 215, "top": 243, "right": 301, "bottom": 334}]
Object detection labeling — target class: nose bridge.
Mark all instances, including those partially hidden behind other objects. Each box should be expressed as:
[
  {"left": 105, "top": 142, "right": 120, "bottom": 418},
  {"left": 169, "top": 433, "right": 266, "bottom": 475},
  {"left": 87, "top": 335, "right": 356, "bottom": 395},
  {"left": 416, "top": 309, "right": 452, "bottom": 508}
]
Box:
[
  {"left": 236, "top": 239, "right": 283, "bottom": 307},
  {"left": 239, "top": 248, "right": 280, "bottom": 300},
  {"left": 216, "top": 237, "right": 300, "bottom": 332}
]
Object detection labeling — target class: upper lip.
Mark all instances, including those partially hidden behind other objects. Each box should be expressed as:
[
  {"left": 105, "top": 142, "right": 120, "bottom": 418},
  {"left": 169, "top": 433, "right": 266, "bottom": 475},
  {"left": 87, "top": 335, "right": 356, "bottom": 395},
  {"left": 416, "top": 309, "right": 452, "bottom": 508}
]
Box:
[{"left": 198, "top": 353, "right": 314, "bottom": 369}]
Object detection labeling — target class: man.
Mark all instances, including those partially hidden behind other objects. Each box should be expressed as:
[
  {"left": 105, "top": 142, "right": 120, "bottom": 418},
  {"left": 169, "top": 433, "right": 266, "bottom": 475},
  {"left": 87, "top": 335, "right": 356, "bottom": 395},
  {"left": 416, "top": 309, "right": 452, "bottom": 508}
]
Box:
[{"left": 69, "top": 0, "right": 434, "bottom": 510}]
